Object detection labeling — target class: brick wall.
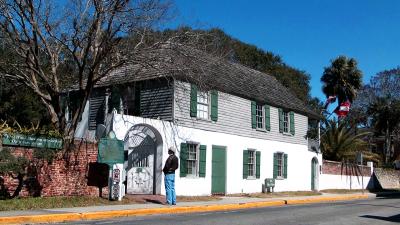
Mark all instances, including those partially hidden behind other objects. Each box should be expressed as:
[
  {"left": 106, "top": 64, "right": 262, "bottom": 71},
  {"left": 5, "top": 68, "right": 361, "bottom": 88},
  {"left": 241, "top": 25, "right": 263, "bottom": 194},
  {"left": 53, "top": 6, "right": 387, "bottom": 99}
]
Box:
[
  {"left": 1, "top": 140, "right": 109, "bottom": 198},
  {"left": 322, "top": 160, "right": 372, "bottom": 177}
]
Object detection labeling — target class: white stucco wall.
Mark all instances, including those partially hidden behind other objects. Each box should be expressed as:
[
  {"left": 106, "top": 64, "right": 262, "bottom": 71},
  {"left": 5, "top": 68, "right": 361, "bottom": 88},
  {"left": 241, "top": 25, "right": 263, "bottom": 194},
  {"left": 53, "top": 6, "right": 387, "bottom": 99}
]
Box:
[
  {"left": 112, "top": 114, "right": 322, "bottom": 196},
  {"left": 319, "top": 174, "right": 372, "bottom": 190}
]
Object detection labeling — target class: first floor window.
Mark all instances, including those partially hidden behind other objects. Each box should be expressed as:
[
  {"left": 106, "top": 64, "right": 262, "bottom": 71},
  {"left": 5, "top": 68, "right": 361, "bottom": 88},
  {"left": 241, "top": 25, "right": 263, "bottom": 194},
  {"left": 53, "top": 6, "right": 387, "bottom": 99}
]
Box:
[
  {"left": 197, "top": 91, "right": 209, "bottom": 119},
  {"left": 243, "top": 149, "right": 260, "bottom": 179},
  {"left": 277, "top": 152, "right": 284, "bottom": 177},
  {"left": 180, "top": 142, "right": 207, "bottom": 178},
  {"left": 187, "top": 143, "right": 199, "bottom": 176},
  {"left": 274, "top": 152, "right": 287, "bottom": 179},
  {"left": 248, "top": 150, "right": 256, "bottom": 177}
]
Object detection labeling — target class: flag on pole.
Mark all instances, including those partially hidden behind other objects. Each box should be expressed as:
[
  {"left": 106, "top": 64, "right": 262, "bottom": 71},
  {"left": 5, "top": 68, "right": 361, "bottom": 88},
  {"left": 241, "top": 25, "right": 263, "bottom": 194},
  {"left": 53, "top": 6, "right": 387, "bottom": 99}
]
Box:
[{"left": 334, "top": 101, "right": 351, "bottom": 117}]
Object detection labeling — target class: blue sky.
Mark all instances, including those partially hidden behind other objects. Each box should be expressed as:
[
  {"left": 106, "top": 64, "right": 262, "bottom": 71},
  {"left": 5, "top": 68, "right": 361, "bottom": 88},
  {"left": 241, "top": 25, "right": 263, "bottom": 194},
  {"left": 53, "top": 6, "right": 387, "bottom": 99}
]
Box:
[{"left": 169, "top": 0, "right": 400, "bottom": 100}]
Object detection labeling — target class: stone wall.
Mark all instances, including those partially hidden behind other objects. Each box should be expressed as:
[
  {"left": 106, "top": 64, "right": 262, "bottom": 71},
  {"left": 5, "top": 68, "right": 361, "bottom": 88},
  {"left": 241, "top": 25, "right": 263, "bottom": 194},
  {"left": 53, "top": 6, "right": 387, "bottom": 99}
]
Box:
[
  {"left": 322, "top": 160, "right": 372, "bottom": 177},
  {"left": 1, "top": 140, "right": 109, "bottom": 198},
  {"left": 373, "top": 168, "right": 400, "bottom": 189}
]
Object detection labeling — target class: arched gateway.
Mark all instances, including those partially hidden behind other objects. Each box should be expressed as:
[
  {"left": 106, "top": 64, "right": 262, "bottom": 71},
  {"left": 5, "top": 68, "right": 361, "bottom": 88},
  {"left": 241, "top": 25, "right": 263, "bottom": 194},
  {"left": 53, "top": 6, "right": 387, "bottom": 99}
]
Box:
[{"left": 124, "top": 124, "right": 163, "bottom": 195}]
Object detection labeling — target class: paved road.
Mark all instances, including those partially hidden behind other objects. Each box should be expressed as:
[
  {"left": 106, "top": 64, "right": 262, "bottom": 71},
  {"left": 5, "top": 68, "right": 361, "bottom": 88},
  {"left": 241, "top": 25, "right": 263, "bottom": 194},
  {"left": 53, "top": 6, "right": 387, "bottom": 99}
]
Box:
[{"left": 56, "top": 197, "right": 400, "bottom": 225}]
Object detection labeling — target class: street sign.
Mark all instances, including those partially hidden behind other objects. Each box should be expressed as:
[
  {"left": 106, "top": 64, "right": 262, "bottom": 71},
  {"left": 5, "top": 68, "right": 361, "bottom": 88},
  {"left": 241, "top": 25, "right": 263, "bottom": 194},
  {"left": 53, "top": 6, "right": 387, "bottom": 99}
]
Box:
[
  {"left": 98, "top": 138, "right": 124, "bottom": 164},
  {"left": 113, "top": 169, "right": 121, "bottom": 182},
  {"left": 1, "top": 133, "right": 63, "bottom": 149}
]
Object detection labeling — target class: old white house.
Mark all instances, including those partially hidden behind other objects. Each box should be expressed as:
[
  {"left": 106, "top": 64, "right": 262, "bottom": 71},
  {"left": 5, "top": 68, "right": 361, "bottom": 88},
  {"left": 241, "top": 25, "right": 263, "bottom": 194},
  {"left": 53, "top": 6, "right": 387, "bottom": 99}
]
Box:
[{"left": 72, "top": 44, "right": 322, "bottom": 196}]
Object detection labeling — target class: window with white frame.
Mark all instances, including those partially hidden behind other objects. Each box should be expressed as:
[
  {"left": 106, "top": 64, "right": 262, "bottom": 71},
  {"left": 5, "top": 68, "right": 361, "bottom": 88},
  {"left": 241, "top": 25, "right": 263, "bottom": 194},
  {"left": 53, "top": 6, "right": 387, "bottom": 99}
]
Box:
[
  {"left": 197, "top": 91, "right": 209, "bottom": 119},
  {"left": 277, "top": 152, "right": 284, "bottom": 178},
  {"left": 187, "top": 143, "right": 199, "bottom": 176},
  {"left": 248, "top": 150, "right": 256, "bottom": 177},
  {"left": 283, "top": 111, "right": 289, "bottom": 133},
  {"left": 255, "top": 104, "right": 264, "bottom": 129}
]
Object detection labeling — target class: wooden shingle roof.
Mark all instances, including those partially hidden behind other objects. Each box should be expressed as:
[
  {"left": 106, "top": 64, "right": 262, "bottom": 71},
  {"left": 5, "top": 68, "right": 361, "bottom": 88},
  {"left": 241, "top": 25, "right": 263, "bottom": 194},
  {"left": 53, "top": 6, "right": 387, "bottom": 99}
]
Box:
[{"left": 96, "top": 43, "right": 320, "bottom": 119}]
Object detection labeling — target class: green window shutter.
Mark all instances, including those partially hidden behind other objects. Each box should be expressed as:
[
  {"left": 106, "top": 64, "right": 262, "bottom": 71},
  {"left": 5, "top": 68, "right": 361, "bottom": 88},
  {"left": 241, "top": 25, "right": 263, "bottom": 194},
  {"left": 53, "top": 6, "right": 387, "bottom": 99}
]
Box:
[
  {"left": 251, "top": 101, "right": 256, "bottom": 128},
  {"left": 289, "top": 111, "right": 295, "bottom": 135},
  {"left": 264, "top": 105, "right": 270, "bottom": 131},
  {"left": 273, "top": 153, "right": 278, "bottom": 179},
  {"left": 199, "top": 145, "right": 207, "bottom": 177},
  {"left": 278, "top": 108, "right": 283, "bottom": 133},
  {"left": 256, "top": 151, "right": 261, "bottom": 179},
  {"left": 243, "top": 150, "right": 249, "bottom": 179},
  {"left": 283, "top": 154, "right": 288, "bottom": 179},
  {"left": 180, "top": 143, "right": 188, "bottom": 177},
  {"left": 210, "top": 90, "right": 218, "bottom": 122},
  {"left": 190, "top": 84, "right": 198, "bottom": 117}
]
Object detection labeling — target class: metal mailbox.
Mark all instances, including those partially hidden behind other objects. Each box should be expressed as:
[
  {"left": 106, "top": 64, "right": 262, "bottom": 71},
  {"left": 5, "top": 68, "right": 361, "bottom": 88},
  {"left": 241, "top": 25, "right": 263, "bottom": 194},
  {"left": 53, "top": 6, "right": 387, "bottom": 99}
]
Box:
[{"left": 265, "top": 178, "right": 275, "bottom": 193}]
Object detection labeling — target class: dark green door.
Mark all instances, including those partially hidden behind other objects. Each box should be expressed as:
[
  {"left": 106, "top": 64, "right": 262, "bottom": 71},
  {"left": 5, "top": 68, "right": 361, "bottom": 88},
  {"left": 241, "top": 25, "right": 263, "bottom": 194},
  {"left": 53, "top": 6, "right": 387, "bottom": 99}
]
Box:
[{"left": 212, "top": 145, "right": 227, "bottom": 195}]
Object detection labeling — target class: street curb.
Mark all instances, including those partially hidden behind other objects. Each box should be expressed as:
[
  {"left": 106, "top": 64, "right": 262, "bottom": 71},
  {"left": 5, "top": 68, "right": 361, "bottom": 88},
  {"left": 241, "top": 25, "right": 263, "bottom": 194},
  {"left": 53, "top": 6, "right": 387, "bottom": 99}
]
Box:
[
  {"left": 0, "top": 194, "right": 370, "bottom": 224},
  {"left": 285, "top": 194, "right": 369, "bottom": 205}
]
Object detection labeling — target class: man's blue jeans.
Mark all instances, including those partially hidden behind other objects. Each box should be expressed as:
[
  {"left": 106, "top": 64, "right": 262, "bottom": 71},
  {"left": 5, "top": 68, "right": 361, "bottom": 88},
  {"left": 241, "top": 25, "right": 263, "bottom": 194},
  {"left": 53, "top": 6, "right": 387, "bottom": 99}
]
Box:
[{"left": 164, "top": 173, "right": 176, "bottom": 205}]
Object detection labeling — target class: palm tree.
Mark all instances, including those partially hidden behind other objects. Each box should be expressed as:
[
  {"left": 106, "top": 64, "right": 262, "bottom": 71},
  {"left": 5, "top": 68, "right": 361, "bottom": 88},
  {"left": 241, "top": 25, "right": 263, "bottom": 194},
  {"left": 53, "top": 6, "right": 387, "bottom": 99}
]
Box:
[
  {"left": 367, "top": 97, "right": 400, "bottom": 163},
  {"left": 321, "top": 119, "right": 379, "bottom": 163},
  {"left": 321, "top": 56, "right": 363, "bottom": 105}
]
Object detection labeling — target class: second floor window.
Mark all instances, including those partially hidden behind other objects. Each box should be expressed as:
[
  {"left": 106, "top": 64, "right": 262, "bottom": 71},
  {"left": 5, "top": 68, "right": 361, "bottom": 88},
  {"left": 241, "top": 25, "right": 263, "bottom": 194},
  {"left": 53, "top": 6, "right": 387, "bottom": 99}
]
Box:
[
  {"left": 283, "top": 111, "right": 289, "bottom": 133},
  {"left": 251, "top": 101, "right": 271, "bottom": 131},
  {"left": 197, "top": 91, "right": 209, "bottom": 119},
  {"left": 256, "top": 104, "right": 264, "bottom": 129}
]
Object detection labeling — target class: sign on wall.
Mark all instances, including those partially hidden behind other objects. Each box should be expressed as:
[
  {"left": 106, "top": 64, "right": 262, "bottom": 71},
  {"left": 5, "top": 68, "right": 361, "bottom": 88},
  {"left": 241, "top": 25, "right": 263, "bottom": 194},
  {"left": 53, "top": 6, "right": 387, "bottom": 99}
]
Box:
[
  {"left": 1, "top": 133, "right": 63, "bottom": 149},
  {"left": 97, "top": 138, "right": 124, "bottom": 164}
]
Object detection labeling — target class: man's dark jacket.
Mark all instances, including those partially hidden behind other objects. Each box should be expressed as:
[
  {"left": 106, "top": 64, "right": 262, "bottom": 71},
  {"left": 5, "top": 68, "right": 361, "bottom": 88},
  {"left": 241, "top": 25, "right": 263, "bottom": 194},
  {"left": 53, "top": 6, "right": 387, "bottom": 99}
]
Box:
[{"left": 163, "top": 154, "right": 179, "bottom": 174}]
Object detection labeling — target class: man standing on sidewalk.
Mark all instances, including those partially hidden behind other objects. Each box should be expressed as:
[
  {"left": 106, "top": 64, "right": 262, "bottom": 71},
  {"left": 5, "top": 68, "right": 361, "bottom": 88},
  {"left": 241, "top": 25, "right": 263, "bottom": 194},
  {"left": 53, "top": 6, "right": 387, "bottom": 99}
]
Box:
[{"left": 163, "top": 147, "right": 179, "bottom": 205}]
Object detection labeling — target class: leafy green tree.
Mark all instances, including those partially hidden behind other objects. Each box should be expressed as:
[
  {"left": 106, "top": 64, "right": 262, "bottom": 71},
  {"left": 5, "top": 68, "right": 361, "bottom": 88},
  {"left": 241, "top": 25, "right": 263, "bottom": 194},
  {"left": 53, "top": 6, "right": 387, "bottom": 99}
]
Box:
[
  {"left": 349, "top": 68, "right": 400, "bottom": 163},
  {"left": 0, "top": 80, "right": 50, "bottom": 127},
  {"left": 368, "top": 97, "right": 400, "bottom": 163},
  {"left": 321, "top": 56, "right": 363, "bottom": 105}
]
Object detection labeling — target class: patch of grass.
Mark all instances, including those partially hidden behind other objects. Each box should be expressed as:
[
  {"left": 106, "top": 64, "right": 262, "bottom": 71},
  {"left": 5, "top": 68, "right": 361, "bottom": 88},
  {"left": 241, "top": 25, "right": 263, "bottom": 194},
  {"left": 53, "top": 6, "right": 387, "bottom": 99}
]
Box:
[
  {"left": 320, "top": 189, "right": 369, "bottom": 194},
  {"left": 0, "top": 195, "right": 222, "bottom": 211},
  {"left": 0, "top": 196, "right": 137, "bottom": 211},
  {"left": 228, "top": 191, "right": 322, "bottom": 198}
]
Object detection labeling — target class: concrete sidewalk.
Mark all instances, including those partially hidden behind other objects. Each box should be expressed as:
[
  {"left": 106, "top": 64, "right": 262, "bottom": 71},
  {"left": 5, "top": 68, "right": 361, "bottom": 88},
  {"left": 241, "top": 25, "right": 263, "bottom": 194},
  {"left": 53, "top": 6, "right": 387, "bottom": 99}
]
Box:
[{"left": 0, "top": 192, "right": 375, "bottom": 225}]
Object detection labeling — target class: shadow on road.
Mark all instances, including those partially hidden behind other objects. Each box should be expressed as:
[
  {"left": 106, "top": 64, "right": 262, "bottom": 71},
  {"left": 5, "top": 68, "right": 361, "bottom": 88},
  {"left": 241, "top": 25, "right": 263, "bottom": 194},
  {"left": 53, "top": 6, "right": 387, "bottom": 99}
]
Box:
[{"left": 361, "top": 214, "right": 400, "bottom": 223}]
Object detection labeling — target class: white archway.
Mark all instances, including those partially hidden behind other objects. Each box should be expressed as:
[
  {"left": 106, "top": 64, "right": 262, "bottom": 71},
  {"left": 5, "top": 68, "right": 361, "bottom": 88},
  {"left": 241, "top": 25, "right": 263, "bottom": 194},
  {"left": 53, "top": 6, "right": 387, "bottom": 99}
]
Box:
[{"left": 124, "top": 124, "right": 163, "bottom": 195}]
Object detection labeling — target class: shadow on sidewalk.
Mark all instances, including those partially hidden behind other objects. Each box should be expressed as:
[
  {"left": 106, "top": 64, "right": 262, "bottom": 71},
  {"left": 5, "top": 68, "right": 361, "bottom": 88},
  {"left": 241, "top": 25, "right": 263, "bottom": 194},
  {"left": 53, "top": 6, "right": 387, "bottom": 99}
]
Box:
[{"left": 125, "top": 194, "right": 166, "bottom": 205}]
